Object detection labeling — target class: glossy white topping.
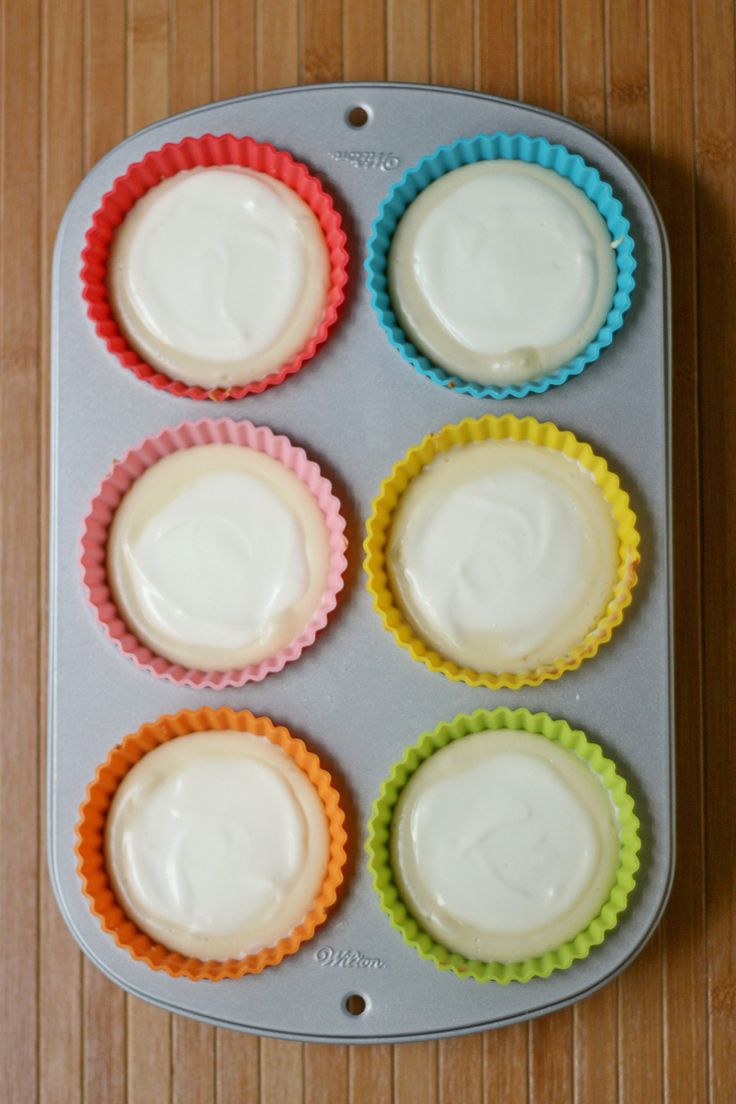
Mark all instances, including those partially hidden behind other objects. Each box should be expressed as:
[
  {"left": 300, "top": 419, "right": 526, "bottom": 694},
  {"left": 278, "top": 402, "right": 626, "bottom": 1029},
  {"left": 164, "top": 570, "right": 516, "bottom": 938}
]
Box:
[
  {"left": 389, "top": 161, "right": 617, "bottom": 385},
  {"left": 106, "top": 731, "right": 330, "bottom": 960},
  {"left": 109, "top": 166, "right": 330, "bottom": 388},
  {"left": 387, "top": 439, "right": 618, "bottom": 674},
  {"left": 392, "top": 729, "right": 620, "bottom": 962},
  {"left": 108, "top": 444, "right": 330, "bottom": 671}
]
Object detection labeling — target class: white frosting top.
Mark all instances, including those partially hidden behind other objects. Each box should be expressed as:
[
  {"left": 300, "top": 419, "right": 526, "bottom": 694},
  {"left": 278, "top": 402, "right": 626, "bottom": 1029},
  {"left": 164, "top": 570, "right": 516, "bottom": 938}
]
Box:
[
  {"left": 389, "top": 161, "right": 617, "bottom": 385},
  {"left": 387, "top": 439, "right": 618, "bottom": 674},
  {"left": 108, "top": 444, "right": 330, "bottom": 671},
  {"left": 106, "top": 731, "right": 330, "bottom": 960},
  {"left": 392, "top": 729, "right": 620, "bottom": 962},
  {"left": 109, "top": 166, "right": 330, "bottom": 388}
]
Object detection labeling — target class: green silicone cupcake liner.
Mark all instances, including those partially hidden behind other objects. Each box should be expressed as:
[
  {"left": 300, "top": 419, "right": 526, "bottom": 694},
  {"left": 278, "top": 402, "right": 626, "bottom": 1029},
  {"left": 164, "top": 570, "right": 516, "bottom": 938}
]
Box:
[{"left": 366, "top": 707, "right": 641, "bottom": 984}]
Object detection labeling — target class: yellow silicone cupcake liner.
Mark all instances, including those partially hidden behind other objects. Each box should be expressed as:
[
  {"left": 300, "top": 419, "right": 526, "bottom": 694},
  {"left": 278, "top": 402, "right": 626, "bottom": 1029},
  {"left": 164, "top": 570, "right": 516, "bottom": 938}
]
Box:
[
  {"left": 363, "top": 414, "right": 640, "bottom": 690},
  {"left": 366, "top": 706, "right": 641, "bottom": 984},
  {"left": 76, "top": 706, "right": 347, "bottom": 981}
]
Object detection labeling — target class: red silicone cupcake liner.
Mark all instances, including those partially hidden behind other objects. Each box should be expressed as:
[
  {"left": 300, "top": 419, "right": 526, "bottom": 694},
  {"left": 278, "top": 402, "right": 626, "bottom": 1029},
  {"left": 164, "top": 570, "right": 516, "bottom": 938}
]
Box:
[
  {"left": 81, "top": 134, "right": 349, "bottom": 401},
  {"left": 81, "top": 418, "right": 348, "bottom": 688}
]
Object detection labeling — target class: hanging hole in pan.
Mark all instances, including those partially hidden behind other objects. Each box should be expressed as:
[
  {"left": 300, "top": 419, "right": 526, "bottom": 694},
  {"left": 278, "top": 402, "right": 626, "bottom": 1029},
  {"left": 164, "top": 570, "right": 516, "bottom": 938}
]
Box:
[
  {"left": 343, "top": 993, "right": 367, "bottom": 1016},
  {"left": 346, "top": 105, "right": 371, "bottom": 128}
]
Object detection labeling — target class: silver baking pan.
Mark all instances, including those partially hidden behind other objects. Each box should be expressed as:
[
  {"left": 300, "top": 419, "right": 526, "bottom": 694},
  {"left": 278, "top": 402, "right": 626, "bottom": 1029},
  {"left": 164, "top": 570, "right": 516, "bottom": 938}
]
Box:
[{"left": 48, "top": 82, "right": 673, "bottom": 1044}]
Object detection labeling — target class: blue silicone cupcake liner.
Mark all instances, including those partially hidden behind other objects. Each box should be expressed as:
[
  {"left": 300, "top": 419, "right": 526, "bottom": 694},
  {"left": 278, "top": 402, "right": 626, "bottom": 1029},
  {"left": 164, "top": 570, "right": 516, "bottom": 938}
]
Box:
[{"left": 366, "top": 132, "right": 636, "bottom": 400}]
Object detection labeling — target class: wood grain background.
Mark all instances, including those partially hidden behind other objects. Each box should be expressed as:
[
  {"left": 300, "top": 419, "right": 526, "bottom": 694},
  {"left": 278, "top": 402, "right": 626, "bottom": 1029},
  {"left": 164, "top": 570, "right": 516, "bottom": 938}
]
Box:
[{"left": 1, "top": 0, "right": 734, "bottom": 1100}]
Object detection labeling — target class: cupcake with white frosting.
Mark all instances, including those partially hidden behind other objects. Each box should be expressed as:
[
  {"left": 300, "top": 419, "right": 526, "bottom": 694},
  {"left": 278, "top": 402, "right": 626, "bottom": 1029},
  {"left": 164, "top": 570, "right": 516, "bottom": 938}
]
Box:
[
  {"left": 364, "top": 414, "right": 639, "bottom": 690},
  {"left": 107, "top": 443, "right": 331, "bottom": 673},
  {"left": 109, "top": 167, "right": 330, "bottom": 391},
  {"left": 367, "top": 132, "right": 635, "bottom": 399},
  {"left": 82, "top": 418, "right": 347, "bottom": 687},
  {"left": 366, "top": 707, "right": 640, "bottom": 984},
  {"left": 76, "top": 706, "right": 347, "bottom": 979},
  {"left": 81, "top": 134, "right": 348, "bottom": 400},
  {"left": 107, "top": 731, "right": 330, "bottom": 962}
]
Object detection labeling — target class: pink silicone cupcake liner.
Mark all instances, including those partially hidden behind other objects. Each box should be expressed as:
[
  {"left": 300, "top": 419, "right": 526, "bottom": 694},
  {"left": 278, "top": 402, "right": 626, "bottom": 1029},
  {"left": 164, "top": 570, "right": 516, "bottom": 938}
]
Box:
[
  {"left": 80, "top": 418, "right": 349, "bottom": 688},
  {"left": 80, "top": 134, "right": 349, "bottom": 401}
]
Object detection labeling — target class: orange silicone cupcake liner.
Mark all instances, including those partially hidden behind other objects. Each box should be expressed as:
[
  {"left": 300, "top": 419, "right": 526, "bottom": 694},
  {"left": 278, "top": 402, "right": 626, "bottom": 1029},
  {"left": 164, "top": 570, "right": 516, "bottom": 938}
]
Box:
[
  {"left": 80, "top": 133, "right": 349, "bottom": 401},
  {"left": 75, "top": 706, "right": 347, "bottom": 981}
]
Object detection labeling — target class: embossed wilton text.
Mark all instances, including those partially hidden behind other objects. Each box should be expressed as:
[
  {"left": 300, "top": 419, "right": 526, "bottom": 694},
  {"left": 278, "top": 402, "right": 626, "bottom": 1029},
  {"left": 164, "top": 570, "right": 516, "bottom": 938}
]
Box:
[
  {"left": 329, "top": 151, "right": 400, "bottom": 170},
  {"left": 315, "top": 946, "right": 386, "bottom": 968}
]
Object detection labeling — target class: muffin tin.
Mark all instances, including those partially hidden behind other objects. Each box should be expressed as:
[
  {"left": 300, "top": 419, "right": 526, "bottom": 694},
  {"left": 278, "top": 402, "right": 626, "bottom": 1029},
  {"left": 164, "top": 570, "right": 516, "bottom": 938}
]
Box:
[{"left": 48, "top": 82, "right": 673, "bottom": 1043}]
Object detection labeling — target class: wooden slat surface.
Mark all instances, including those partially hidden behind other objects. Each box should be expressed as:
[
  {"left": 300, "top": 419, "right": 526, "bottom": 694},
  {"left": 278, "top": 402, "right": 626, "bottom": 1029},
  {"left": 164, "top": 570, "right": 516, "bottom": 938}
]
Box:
[{"left": 0, "top": 0, "right": 733, "bottom": 1100}]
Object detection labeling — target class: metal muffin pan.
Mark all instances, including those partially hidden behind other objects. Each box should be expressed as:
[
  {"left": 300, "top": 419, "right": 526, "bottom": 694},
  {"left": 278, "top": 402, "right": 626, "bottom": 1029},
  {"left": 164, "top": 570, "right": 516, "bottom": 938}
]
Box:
[{"left": 48, "top": 82, "right": 673, "bottom": 1044}]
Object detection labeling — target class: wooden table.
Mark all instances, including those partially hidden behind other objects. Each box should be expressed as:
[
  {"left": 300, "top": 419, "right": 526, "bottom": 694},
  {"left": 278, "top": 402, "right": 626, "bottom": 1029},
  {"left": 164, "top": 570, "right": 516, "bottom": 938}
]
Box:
[{"left": 1, "top": 1, "right": 733, "bottom": 1100}]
